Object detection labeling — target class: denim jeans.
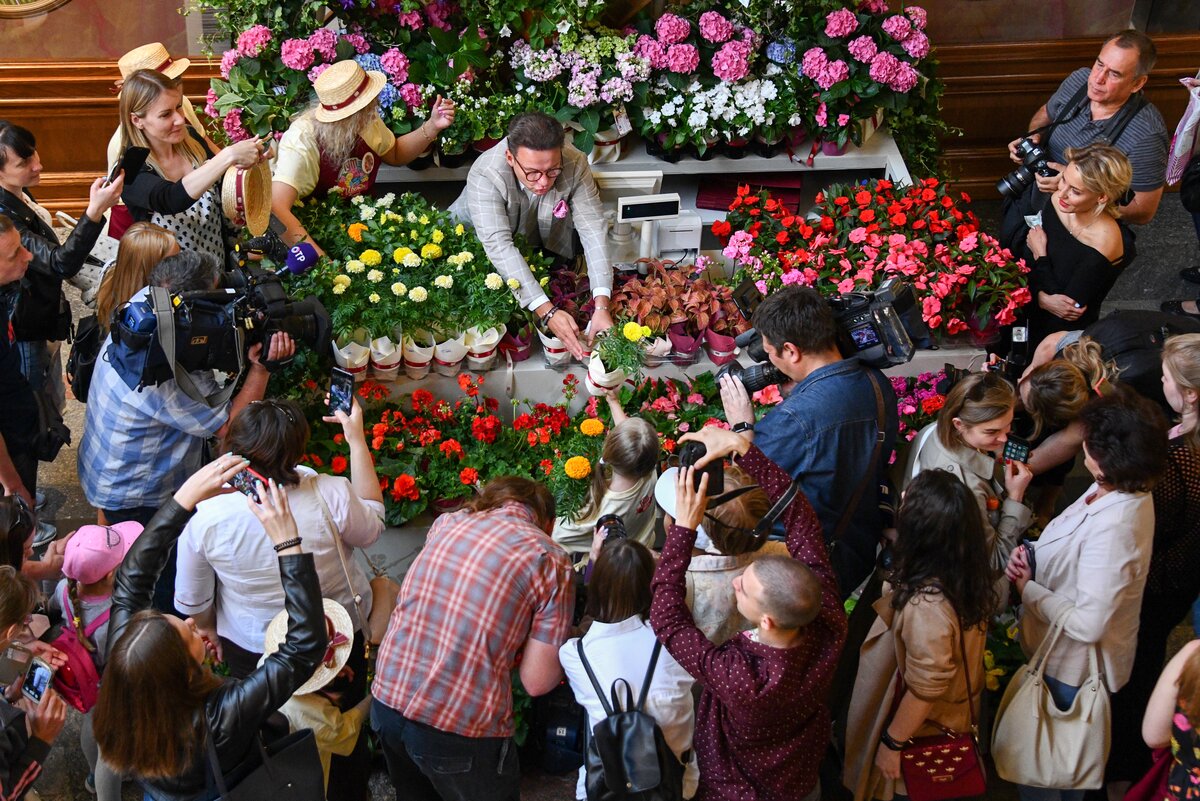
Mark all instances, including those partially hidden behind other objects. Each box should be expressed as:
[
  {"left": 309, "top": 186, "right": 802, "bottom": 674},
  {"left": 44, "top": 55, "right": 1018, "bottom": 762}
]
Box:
[
  {"left": 1016, "top": 675, "right": 1086, "bottom": 801},
  {"left": 370, "top": 700, "right": 520, "bottom": 801}
]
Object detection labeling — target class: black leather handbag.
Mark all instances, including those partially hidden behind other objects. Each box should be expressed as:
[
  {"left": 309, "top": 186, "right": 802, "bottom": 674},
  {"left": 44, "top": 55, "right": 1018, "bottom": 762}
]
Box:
[
  {"left": 66, "top": 314, "right": 101, "bottom": 403},
  {"left": 206, "top": 727, "right": 324, "bottom": 801},
  {"left": 576, "top": 640, "right": 686, "bottom": 801}
]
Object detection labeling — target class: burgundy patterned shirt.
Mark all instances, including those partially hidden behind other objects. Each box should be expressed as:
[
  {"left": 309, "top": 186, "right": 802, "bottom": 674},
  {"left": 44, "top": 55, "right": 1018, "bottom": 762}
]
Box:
[{"left": 650, "top": 446, "right": 847, "bottom": 800}]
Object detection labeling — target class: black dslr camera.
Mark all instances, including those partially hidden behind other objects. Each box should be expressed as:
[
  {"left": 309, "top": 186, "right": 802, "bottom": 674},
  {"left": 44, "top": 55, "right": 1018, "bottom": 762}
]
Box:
[{"left": 996, "top": 137, "right": 1059, "bottom": 200}]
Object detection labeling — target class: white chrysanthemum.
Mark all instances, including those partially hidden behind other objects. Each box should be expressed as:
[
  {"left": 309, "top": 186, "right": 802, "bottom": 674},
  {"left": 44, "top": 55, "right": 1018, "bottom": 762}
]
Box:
[
  {"left": 358, "top": 205, "right": 377, "bottom": 221},
  {"left": 484, "top": 273, "right": 503, "bottom": 290},
  {"left": 410, "top": 286, "right": 428, "bottom": 302}
]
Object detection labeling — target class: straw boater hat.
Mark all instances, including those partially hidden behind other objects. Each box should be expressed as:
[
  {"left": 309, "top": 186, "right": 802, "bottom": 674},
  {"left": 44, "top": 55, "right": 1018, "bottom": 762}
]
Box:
[
  {"left": 313, "top": 60, "right": 387, "bottom": 124},
  {"left": 262, "top": 598, "right": 354, "bottom": 695},
  {"left": 117, "top": 43, "right": 190, "bottom": 82},
  {"left": 221, "top": 159, "right": 272, "bottom": 237}
]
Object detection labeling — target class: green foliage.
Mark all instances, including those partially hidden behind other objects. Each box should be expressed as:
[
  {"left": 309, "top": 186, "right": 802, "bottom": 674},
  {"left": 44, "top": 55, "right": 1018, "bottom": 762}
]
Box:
[{"left": 888, "top": 56, "right": 960, "bottom": 178}]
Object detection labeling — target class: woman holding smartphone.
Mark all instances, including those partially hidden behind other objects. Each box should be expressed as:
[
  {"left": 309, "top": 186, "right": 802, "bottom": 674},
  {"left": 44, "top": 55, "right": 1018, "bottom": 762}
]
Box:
[
  {"left": 117, "top": 68, "right": 267, "bottom": 266},
  {"left": 93, "top": 457, "right": 326, "bottom": 801}
]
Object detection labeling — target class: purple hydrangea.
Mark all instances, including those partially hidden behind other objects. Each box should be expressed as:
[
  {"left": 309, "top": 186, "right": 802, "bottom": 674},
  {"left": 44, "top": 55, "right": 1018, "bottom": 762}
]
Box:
[
  {"left": 654, "top": 13, "right": 691, "bottom": 45},
  {"left": 280, "top": 38, "right": 315, "bottom": 71},
  {"left": 766, "top": 39, "right": 796, "bottom": 65},
  {"left": 377, "top": 82, "right": 399, "bottom": 111},
  {"left": 524, "top": 49, "right": 564, "bottom": 82},
  {"left": 616, "top": 51, "right": 650, "bottom": 82},
  {"left": 600, "top": 76, "right": 634, "bottom": 104},
  {"left": 354, "top": 53, "right": 384, "bottom": 75},
  {"left": 824, "top": 8, "right": 859, "bottom": 37},
  {"left": 698, "top": 11, "right": 734, "bottom": 43},
  {"left": 567, "top": 68, "right": 600, "bottom": 107}
]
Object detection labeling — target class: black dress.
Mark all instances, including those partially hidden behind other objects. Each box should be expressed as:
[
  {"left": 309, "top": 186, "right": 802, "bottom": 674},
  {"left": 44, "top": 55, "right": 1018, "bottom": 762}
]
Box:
[{"left": 1025, "top": 208, "right": 1124, "bottom": 347}]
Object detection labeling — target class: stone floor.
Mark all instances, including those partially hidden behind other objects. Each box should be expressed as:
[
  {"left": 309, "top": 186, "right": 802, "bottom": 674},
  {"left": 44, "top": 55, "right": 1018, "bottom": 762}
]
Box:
[{"left": 29, "top": 192, "right": 1200, "bottom": 800}]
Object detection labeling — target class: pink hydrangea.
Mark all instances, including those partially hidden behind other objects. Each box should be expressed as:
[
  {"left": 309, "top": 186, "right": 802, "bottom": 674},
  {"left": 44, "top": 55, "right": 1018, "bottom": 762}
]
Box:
[
  {"left": 869, "top": 50, "right": 901, "bottom": 83},
  {"left": 889, "top": 62, "right": 920, "bottom": 92},
  {"left": 816, "top": 59, "right": 850, "bottom": 90},
  {"left": 654, "top": 13, "right": 691, "bottom": 45},
  {"left": 847, "top": 35, "right": 878, "bottom": 63},
  {"left": 398, "top": 82, "right": 425, "bottom": 110},
  {"left": 881, "top": 14, "right": 914, "bottom": 41},
  {"left": 824, "top": 8, "right": 859, "bottom": 37},
  {"left": 698, "top": 11, "right": 734, "bottom": 43},
  {"left": 204, "top": 88, "right": 219, "bottom": 119},
  {"left": 396, "top": 9, "right": 424, "bottom": 28},
  {"left": 380, "top": 47, "right": 410, "bottom": 84},
  {"left": 634, "top": 34, "right": 668, "bottom": 69},
  {"left": 906, "top": 5, "right": 928, "bottom": 29},
  {"left": 424, "top": 0, "right": 452, "bottom": 30},
  {"left": 308, "top": 29, "right": 338, "bottom": 61},
  {"left": 222, "top": 108, "right": 249, "bottom": 141},
  {"left": 858, "top": 0, "right": 889, "bottom": 11},
  {"left": 801, "top": 46, "right": 828, "bottom": 80},
  {"left": 341, "top": 33, "right": 370, "bottom": 54},
  {"left": 280, "top": 38, "right": 315, "bottom": 70},
  {"left": 219, "top": 49, "right": 240, "bottom": 79},
  {"left": 902, "top": 31, "right": 930, "bottom": 59},
  {"left": 307, "top": 63, "right": 332, "bottom": 84},
  {"left": 236, "top": 25, "right": 272, "bottom": 57},
  {"left": 665, "top": 43, "right": 700, "bottom": 74},
  {"left": 712, "top": 39, "right": 752, "bottom": 82}
]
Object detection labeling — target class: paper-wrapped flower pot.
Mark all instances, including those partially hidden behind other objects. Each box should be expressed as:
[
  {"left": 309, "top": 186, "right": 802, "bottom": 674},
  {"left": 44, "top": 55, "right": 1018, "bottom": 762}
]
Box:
[
  {"left": 588, "top": 127, "right": 626, "bottom": 165},
  {"left": 402, "top": 332, "right": 435, "bottom": 381},
  {"left": 536, "top": 328, "right": 572, "bottom": 369},
  {"left": 369, "top": 335, "right": 402, "bottom": 381},
  {"left": 464, "top": 326, "right": 503, "bottom": 372},
  {"left": 643, "top": 336, "right": 671, "bottom": 368},
  {"left": 704, "top": 328, "right": 739, "bottom": 366},
  {"left": 585, "top": 353, "right": 626, "bottom": 396},
  {"left": 431, "top": 332, "right": 468, "bottom": 377},
  {"left": 332, "top": 339, "right": 370, "bottom": 381}
]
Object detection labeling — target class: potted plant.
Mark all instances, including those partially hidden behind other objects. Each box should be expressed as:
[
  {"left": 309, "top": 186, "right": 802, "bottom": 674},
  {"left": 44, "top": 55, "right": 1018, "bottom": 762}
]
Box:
[
  {"left": 610, "top": 262, "right": 677, "bottom": 366},
  {"left": 667, "top": 272, "right": 728, "bottom": 365},
  {"left": 704, "top": 285, "right": 750, "bottom": 365},
  {"left": 585, "top": 320, "right": 649, "bottom": 395}
]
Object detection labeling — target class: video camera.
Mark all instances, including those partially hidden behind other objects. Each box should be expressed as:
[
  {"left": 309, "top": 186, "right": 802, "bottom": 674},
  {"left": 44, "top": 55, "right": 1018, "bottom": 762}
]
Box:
[
  {"left": 111, "top": 263, "right": 330, "bottom": 396},
  {"left": 716, "top": 279, "right": 918, "bottom": 393}
]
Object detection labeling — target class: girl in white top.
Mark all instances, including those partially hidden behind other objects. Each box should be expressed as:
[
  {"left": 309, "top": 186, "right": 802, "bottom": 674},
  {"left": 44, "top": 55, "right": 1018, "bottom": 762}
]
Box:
[
  {"left": 552, "top": 393, "right": 659, "bottom": 553},
  {"left": 559, "top": 535, "right": 698, "bottom": 800}
]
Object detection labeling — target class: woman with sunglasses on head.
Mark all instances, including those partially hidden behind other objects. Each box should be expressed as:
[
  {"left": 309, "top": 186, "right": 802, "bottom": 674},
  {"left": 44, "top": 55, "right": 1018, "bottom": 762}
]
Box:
[{"left": 844, "top": 469, "right": 995, "bottom": 801}]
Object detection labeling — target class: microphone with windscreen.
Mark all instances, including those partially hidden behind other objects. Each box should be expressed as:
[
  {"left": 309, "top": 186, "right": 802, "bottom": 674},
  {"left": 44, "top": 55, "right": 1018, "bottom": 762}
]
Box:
[{"left": 274, "top": 242, "right": 319, "bottom": 277}]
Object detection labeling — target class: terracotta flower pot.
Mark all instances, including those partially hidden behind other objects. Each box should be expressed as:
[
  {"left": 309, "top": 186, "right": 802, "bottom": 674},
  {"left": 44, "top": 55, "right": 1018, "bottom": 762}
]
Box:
[{"left": 704, "top": 328, "right": 739, "bottom": 366}]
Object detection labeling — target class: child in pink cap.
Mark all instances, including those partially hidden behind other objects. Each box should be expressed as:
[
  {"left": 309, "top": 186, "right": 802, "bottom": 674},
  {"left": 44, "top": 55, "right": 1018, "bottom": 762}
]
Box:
[{"left": 50, "top": 522, "right": 142, "bottom": 800}]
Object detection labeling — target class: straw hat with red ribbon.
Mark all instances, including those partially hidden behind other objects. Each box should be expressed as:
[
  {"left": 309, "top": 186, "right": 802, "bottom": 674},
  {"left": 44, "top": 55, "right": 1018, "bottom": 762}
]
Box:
[
  {"left": 262, "top": 598, "right": 354, "bottom": 695},
  {"left": 313, "top": 60, "right": 387, "bottom": 123},
  {"left": 115, "top": 43, "right": 189, "bottom": 90},
  {"left": 221, "top": 159, "right": 272, "bottom": 237}
]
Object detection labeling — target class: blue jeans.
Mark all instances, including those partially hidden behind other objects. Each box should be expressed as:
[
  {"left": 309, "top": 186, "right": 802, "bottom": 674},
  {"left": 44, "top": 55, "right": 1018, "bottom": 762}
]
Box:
[
  {"left": 1016, "top": 675, "right": 1086, "bottom": 801},
  {"left": 370, "top": 700, "right": 520, "bottom": 801}
]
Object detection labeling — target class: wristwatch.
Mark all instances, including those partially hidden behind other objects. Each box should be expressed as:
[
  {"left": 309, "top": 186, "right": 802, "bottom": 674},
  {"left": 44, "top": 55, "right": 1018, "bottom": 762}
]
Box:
[{"left": 731, "top": 422, "right": 753, "bottom": 434}]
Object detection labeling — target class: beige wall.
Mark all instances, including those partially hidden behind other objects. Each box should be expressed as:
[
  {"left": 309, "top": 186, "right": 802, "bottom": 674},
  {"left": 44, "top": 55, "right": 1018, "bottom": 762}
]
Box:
[{"left": 0, "top": 0, "right": 193, "bottom": 60}]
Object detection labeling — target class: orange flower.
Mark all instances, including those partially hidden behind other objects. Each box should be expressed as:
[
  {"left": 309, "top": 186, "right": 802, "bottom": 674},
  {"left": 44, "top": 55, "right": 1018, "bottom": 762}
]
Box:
[
  {"left": 392, "top": 474, "right": 419, "bottom": 501},
  {"left": 331, "top": 455, "right": 348, "bottom": 475},
  {"left": 460, "top": 467, "right": 478, "bottom": 485},
  {"left": 333, "top": 433, "right": 345, "bottom": 445},
  {"left": 348, "top": 222, "right": 368, "bottom": 242}
]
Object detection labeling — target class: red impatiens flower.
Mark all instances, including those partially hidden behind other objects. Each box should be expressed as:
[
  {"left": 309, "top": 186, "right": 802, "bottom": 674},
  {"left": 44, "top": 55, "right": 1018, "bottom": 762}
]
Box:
[{"left": 331, "top": 455, "right": 348, "bottom": 475}]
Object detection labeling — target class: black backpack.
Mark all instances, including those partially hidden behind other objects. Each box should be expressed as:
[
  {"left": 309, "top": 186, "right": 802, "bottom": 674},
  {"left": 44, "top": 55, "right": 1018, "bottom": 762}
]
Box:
[
  {"left": 66, "top": 313, "right": 101, "bottom": 403},
  {"left": 576, "top": 640, "right": 686, "bottom": 801}
]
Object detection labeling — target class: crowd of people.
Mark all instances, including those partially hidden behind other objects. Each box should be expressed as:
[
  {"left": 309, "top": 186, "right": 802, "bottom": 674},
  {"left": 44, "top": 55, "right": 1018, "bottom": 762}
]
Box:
[{"left": 0, "top": 24, "right": 1196, "bottom": 801}]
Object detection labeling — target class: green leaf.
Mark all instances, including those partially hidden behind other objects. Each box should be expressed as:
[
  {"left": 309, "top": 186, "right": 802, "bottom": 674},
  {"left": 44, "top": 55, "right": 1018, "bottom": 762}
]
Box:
[{"left": 573, "top": 128, "right": 595, "bottom": 153}]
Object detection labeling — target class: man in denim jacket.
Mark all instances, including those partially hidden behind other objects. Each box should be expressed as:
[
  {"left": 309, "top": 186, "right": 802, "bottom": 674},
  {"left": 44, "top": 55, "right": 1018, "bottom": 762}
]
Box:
[{"left": 720, "top": 286, "right": 897, "bottom": 597}]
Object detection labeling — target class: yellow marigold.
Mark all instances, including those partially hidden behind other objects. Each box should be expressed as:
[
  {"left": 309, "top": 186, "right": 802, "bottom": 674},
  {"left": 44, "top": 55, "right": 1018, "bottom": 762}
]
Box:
[
  {"left": 622, "top": 321, "right": 645, "bottom": 342},
  {"left": 421, "top": 243, "right": 443, "bottom": 260},
  {"left": 347, "top": 222, "right": 368, "bottom": 242},
  {"left": 431, "top": 229, "right": 445, "bottom": 244},
  {"left": 564, "top": 456, "right": 591, "bottom": 480},
  {"left": 332, "top": 274, "right": 352, "bottom": 287},
  {"left": 360, "top": 249, "right": 382, "bottom": 267},
  {"left": 368, "top": 292, "right": 381, "bottom": 303},
  {"left": 579, "top": 419, "right": 605, "bottom": 437},
  {"left": 507, "top": 278, "right": 521, "bottom": 290},
  {"left": 345, "top": 259, "right": 365, "bottom": 274},
  {"left": 640, "top": 325, "right": 652, "bottom": 338},
  {"left": 367, "top": 269, "right": 384, "bottom": 283},
  {"left": 393, "top": 246, "right": 414, "bottom": 264},
  {"left": 485, "top": 273, "right": 503, "bottom": 290},
  {"left": 391, "top": 282, "right": 407, "bottom": 297},
  {"left": 332, "top": 283, "right": 347, "bottom": 295},
  {"left": 455, "top": 223, "right": 465, "bottom": 236}
]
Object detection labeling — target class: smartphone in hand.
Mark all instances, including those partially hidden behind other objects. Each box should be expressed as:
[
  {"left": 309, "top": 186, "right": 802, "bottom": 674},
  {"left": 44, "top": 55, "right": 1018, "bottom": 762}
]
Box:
[
  {"left": 107, "top": 146, "right": 150, "bottom": 185},
  {"left": 22, "top": 657, "right": 54, "bottom": 703},
  {"left": 230, "top": 466, "right": 269, "bottom": 503},
  {"left": 329, "top": 367, "right": 354, "bottom": 416},
  {"left": 1003, "top": 435, "right": 1031, "bottom": 464}
]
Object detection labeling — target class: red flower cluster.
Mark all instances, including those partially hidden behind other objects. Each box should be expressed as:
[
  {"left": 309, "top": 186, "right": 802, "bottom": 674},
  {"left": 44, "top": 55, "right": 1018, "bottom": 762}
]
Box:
[
  {"left": 471, "top": 414, "right": 502, "bottom": 444},
  {"left": 460, "top": 467, "right": 478, "bottom": 485},
  {"left": 439, "top": 438, "right": 465, "bottom": 459},
  {"left": 330, "top": 455, "right": 348, "bottom": 475},
  {"left": 392, "top": 474, "right": 419, "bottom": 501}
]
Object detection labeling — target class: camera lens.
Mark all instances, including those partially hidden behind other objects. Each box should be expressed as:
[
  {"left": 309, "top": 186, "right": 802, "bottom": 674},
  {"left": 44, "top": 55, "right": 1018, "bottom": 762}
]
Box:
[
  {"left": 739, "top": 363, "right": 788, "bottom": 394},
  {"left": 995, "top": 165, "right": 1034, "bottom": 200}
]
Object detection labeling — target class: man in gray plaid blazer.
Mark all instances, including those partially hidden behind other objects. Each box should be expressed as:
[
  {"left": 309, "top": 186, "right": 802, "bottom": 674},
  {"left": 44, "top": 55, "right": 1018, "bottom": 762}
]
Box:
[{"left": 449, "top": 112, "right": 613, "bottom": 359}]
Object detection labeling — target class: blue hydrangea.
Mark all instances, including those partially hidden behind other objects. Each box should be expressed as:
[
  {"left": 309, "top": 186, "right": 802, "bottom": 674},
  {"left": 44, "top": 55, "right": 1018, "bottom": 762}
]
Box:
[
  {"left": 377, "top": 82, "right": 399, "bottom": 112},
  {"left": 354, "top": 53, "right": 384, "bottom": 74},
  {"left": 766, "top": 39, "right": 796, "bottom": 65}
]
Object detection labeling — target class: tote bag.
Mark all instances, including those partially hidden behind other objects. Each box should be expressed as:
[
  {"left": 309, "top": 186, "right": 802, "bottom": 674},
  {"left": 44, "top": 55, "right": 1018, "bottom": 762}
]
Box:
[{"left": 991, "top": 611, "right": 1111, "bottom": 790}]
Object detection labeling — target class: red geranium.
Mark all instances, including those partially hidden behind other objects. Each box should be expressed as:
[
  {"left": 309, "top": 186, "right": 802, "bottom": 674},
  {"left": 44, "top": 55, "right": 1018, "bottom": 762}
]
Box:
[
  {"left": 392, "top": 475, "right": 419, "bottom": 501},
  {"left": 330, "top": 455, "right": 348, "bottom": 475},
  {"left": 460, "top": 467, "right": 478, "bottom": 485}
]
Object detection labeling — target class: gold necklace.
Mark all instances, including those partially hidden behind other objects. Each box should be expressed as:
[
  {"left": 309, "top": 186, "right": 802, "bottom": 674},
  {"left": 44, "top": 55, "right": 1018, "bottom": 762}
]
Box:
[{"left": 1066, "top": 213, "right": 1099, "bottom": 240}]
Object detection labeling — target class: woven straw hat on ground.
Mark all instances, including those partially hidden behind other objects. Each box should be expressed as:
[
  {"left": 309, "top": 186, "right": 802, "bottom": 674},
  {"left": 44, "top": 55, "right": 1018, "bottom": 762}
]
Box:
[
  {"left": 221, "top": 159, "right": 272, "bottom": 236},
  {"left": 117, "top": 43, "right": 189, "bottom": 81},
  {"left": 313, "top": 60, "right": 386, "bottom": 123},
  {"left": 263, "top": 598, "right": 354, "bottom": 695}
]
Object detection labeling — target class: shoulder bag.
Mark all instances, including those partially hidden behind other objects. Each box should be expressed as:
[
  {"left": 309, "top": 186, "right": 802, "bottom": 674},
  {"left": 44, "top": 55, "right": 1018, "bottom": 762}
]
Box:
[
  {"left": 897, "top": 620, "right": 987, "bottom": 801},
  {"left": 991, "top": 609, "right": 1111, "bottom": 789},
  {"left": 205, "top": 725, "right": 323, "bottom": 801}
]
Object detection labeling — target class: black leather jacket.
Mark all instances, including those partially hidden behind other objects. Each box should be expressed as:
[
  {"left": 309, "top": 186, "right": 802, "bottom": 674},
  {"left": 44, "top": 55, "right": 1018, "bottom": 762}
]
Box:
[
  {"left": 108, "top": 499, "right": 326, "bottom": 801},
  {"left": 0, "top": 186, "right": 103, "bottom": 342}
]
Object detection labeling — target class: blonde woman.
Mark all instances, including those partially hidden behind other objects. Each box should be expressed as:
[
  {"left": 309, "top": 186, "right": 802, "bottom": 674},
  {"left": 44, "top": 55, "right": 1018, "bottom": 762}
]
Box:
[
  {"left": 913, "top": 372, "right": 1033, "bottom": 572},
  {"left": 1025, "top": 143, "right": 1133, "bottom": 345},
  {"left": 94, "top": 222, "right": 178, "bottom": 332},
  {"left": 118, "top": 69, "right": 267, "bottom": 265},
  {"left": 271, "top": 60, "right": 455, "bottom": 256}
]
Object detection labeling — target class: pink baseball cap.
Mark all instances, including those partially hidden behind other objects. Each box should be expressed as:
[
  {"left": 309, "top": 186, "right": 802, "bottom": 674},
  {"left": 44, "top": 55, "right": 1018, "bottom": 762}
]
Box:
[{"left": 62, "top": 522, "right": 145, "bottom": 585}]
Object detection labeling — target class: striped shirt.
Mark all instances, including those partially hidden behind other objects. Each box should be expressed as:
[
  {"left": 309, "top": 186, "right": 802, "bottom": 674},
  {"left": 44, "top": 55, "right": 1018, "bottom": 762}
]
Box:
[
  {"left": 1045, "top": 68, "right": 1168, "bottom": 192},
  {"left": 371, "top": 502, "right": 574, "bottom": 738}
]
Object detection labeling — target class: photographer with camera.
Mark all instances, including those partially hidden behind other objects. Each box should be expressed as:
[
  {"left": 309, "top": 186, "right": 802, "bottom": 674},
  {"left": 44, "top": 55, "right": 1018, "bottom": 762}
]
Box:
[
  {"left": 999, "top": 31, "right": 1168, "bottom": 254},
  {"left": 718, "top": 286, "right": 897, "bottom": 599},
  {"left": 78, "top": 251, "right": 295, "bottom": 614}
]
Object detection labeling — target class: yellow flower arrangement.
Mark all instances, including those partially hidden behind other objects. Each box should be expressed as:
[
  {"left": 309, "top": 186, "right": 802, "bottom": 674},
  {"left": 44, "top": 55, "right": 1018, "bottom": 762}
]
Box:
[
  {"left": 421, "top": 243, "right": 443, "bottom": 260},
  {"left": 410, "top": 286, "right": 428, "bottom": 302},
  {"left": 391, "top": 282, "right": 407, "bottom": 297},
  {"left": 507, "top": 278, "right": 521, "bottom": 290},
  {"left": 393, "top": 246, "right": 414, "bottom": 264},
  {"left": 434, "top": 274, "right": 454, "bottom": 290},
  {"left": 484, "top": 273, "right": 503, "bottom": 291},
  {"left": 347, "top": 222, "right": 368, "bottom": 242},
  {"left": 360, "top": 249, "right": 382, "bottom": 267},
  {"left": 367, "top": 269, "right": 384, "bottom": 283},
  {"left": 564, "top": 456, "right": 592, "bottom": 480},
  {"left": 455, "top": 223, "right": 465, "bottom": 236},
  {"left": 431, "top": 229, "right": 445, "bottom": 244},
  {"left": 579, "top": 419, "right": 605, "bottom": 437},
  {"left": 345, "top": 259, "right": 365, "bottom": 274},
  {"left": 368, "top": 292, "right": 381, "bottom": 303}
]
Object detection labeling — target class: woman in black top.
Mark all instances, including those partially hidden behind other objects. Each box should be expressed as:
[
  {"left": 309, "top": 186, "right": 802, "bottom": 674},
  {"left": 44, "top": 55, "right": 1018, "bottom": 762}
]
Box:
[{"left": 1025, "top": 143, "right": 1132, "bottom": 346}]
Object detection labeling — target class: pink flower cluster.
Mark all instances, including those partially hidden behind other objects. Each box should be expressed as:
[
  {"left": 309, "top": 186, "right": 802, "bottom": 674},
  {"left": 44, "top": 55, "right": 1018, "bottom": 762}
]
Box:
[
  {"left": 398, "top": 82, "right": 425, "bottom": 110},
  {"left": 890, "top": 62, "right": 920, "bottom": 92},
  {"left": 634, "top": 35, "right": 668, "bottom": 69},
  {"left": 902, "top": 32, "right": 930, "bottom": 59},
  {"left": 801, "top": 48, "right": 849, "bottom": 90},
  {"left": 712, "top": 39, "right": 752, "bottom": 82},
  {"left": 868, "top": 51, "right": 900, "bottom": 83},
  {"left": 824, "top": 8, "right": 859, "bottom": 37},
  {"left": 222, "top": 108, "right": 249, "bottom": 141},
  {"left": 654, "top": 13, "right": 691, "bottom": 44},
  {"left": 204, "top": 88, "right": 219, "bottom": 119},
  {"left": 881, "top": 14, "right": 913, "bottom": 41},
  {"left": 308, "top": 63, "right": 332, "bottom": 84},
  {"left": 342, "top": 33, "right": 370, "bottom": 54},
  {"left": 858, "top": 0, "right": 889, "bottom": 11},
  {"left": 722, "top": 230, "right": 755, "bottom": 260},
  {"left": 906, "top": 6, "right": 928, "bottom": 29},
  {"left": 666, "top": 43, "right": 699, "bottom": 74},
  {"left": 396, "top": 9, "right": 424, "bottom": 29},
  {"left": 236, "top": 25, "right": 272, "bottom": 57},
  {"left": 847, "top": 35, "right": 877, "bottom": 62},
  {"left": 308, "top": 29, "right": 338, "bottom": 61},
  {"left": 280, "top": 38, "right": 315, "bottom": 71},
  {"left": 381, "top": 47, "right": 410, "bottom": 84},
  {"left": 219, "top": 49, "right": 240, "bottom": 80},
  {"left": 424, "top": 0, "right": 453, "bottom": 31},
  {"left": 698, "top": 11, "right": 733, "bottom": 43}
]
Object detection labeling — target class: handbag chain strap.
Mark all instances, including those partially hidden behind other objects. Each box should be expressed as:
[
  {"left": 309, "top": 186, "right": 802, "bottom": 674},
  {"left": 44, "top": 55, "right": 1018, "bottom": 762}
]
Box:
[
  {"left": 890, "top": 610, "right": 980, "bottom": 739},
  {"left": 311, "top": 478, "right": 372, "bottom": 658}
]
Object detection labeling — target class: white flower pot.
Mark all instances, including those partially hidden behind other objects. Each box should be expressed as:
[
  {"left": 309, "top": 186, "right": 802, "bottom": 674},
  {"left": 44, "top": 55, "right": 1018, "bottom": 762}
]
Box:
[
  {"left": 332, "top": 339, "right": 371, "bottom": 382},
  {"left": 588, "top": 127, "right": 626, "bottom": 165},
  {"left": 536, "top": 327, "right": 572, "bottom": 369},
  {"left": 401, "top": 332, "right": 435, "bottom": 381},
  {"left": 464, "top": 325, "right": 504, "bottom": 372},
  {"left": 432, "top": 332, "right": 468, "bottom": 377},
  {"left": 584, "top": 353, "right": 627, "bottom": 396},
  {"left": 369, "top": 335, "right": 403, "bottom": 381}
]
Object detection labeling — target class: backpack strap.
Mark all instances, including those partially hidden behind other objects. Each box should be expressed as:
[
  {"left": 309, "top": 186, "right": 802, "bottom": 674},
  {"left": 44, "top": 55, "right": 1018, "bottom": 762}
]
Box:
[
  {"left": 635, "top": 641, "right": 662, "bottom": 712},
  {"left": 576, "top": 639, "right": 615, "bottom": 717},
  {"left": 148, "top": 287, "right": 241, "bottom": 408},
  {"left": 62, "top": 584, "right": 112, "bottom": 640}
]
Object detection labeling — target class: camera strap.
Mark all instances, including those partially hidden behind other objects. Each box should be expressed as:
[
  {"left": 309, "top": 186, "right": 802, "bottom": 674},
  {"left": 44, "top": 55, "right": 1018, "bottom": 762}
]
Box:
[
  {"left": 1038, "top": 82, "right": 1147, "bottom": 154},
  {"left": 148, "top": 287, "right": 241, "bottom": 409},
  {"left": 828, "top": 368, "right": 887, "bottom": 553},
  {"left": 703, "top": 479, "right": 804, "bottom": 541}
]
